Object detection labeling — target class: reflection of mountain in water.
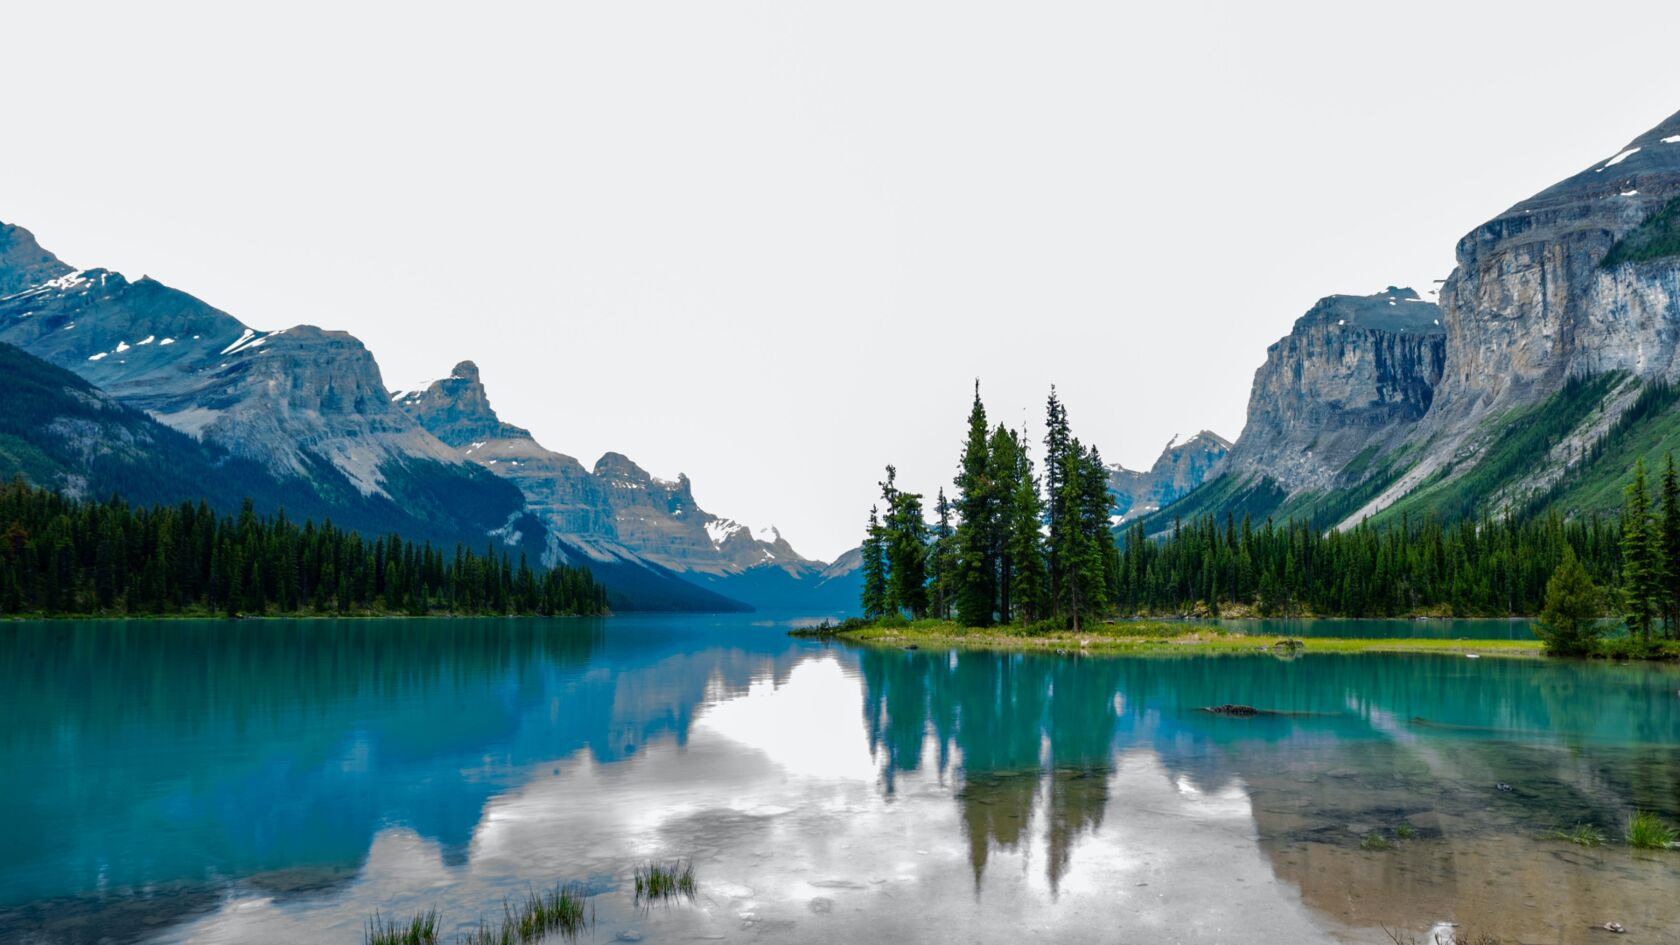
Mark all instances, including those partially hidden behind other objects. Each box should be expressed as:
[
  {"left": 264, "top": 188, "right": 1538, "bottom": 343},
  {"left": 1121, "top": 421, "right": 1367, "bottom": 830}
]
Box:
[
  {"left": 0, "top": 618, "right": 811, "bottom": 907},
  {"left": 857, "top": 648, "right": 1680, "bottom": 895}
]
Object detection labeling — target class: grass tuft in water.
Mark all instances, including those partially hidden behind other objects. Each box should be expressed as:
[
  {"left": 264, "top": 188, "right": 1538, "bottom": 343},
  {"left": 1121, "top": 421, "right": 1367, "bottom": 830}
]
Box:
[
  {"left": 634, "top": 860, "right": 697, "bottom": 904},
  {"left": 1625, "top": 811, "right": 1678, "bottom": 850},
  {"left": 1393, "top": 824, "right": 1415, "bottom": 840},
  {"left": 365, "top": 908, "right": 440, "bottom": 945},
  {"left": 1359, "top": 832, "right": 1391, "bottom": 851},
  {"left": 1543, "top": 823, "right": 1606, "bottom": 847},
  {"left": 459, "top": 884, "right": 593, "bottom": 945}
]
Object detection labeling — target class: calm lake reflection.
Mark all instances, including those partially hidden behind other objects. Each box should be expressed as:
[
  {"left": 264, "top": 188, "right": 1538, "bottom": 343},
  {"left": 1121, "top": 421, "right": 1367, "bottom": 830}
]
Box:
[{"left": 2, "top": 616, "right": 1678, "bottom": 944}]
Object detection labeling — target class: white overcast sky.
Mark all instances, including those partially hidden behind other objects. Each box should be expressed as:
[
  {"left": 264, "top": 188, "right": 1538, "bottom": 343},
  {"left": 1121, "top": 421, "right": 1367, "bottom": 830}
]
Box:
[{"left": 4, "top": 1, "right": 1678, "bottom": 561}]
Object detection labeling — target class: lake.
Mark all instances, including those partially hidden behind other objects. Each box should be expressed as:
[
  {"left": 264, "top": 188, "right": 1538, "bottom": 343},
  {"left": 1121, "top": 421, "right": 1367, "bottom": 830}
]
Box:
[{"left": 2, "top": 616, "right": 1678, "bottom": 944}]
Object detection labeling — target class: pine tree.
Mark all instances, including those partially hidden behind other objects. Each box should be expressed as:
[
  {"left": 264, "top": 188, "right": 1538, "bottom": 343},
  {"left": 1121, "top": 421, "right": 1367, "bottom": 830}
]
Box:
[
  {"left": 1534, "top": 545, "right": 1602, "bottom": 656},
  {"left": 988, "top": 427, "right": 1021, "bottom": 621},
  {"left": 1043, "top": 387, "right": 1072, "bottom": 612},
  {"left": 954, "top": 383, "right": 998, "bottom": 626},
  {"left": 1006, "top": 432, "right": 1048, "bottom": 623},
  {"left": 881, "top": 465, "right": 929, "bottom": 617},
  {"left": 860, "top": 503, "right": 889, "bottom": 619},
  {"left": 1621, "top": 458, "right": 1661, "bottom": 641},
  {"left": 1661, "top": 452, "right": 1680, "bottom": 639},
  {"left": 928, "top": 488, "right": 956, "bottom": 619}
]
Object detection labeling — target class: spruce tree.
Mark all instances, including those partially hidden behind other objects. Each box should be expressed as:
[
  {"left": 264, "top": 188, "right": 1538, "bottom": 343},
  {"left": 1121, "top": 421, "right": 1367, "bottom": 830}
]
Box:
[
  {"left": 954, "top": 383, "right": 997, "bottom": 627},
  {"left": 988, "top": 426, "right": 1021, "bottom": 621},
  {"left": 882, "top": 465, "right": 929, "bottom": 617},
  {"left": 1534, "top": 545, "right": 1602, "bottom": 656},
  {"left": 929, "top": 488, "right": 956, "bottom": 619},
  {"left": 1043, "top": 387, "right": 1072, "bottom": 612},
  {"left": 860, "top": 504, "right": 889, "bottom": 619},
  {"left": 1006, "top": 432, "right": 1048, "bottom": 623},
  {"left": 1662, "top": 452, "right": 1680, "bottom": 638},
  {"left": 1621, "top": 458, "right": 1661, "bottom": 641}
]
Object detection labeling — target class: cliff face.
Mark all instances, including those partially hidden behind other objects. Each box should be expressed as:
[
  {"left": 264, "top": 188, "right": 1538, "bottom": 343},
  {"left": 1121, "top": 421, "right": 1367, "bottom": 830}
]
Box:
[
  {"left": 1107, "top": 430, "right": 1231, "bottom": 523},
  {"left": 1338, "top": 111, "right": 1680, "bottom": 524},
  {"left": 1224, "top": 287, "right": 1445, "bottom": 493},
  {"left": 1427, "top": 110, "right": 1680, "bottom": 428}
]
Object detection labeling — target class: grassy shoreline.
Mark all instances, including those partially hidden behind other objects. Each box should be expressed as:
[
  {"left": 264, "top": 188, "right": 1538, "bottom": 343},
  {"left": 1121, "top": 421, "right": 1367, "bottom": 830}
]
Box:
[{"left": 791, "top": 617, "right": 1550, "bottom": 657}]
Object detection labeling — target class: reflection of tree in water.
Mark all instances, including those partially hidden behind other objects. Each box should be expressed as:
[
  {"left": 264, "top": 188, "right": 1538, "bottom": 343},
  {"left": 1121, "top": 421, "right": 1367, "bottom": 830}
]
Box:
[
  {"left": 859, "top": 647, "right": 1680, "bottom": 897},
  {"left": 859, "top": 650, "right": 1125, "bottom": 892}
]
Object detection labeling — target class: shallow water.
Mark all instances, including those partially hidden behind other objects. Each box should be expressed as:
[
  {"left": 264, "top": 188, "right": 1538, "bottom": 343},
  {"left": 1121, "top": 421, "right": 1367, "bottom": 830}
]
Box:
[{"left": 1, "top": 616, "right": 1677, "bottom": 944}]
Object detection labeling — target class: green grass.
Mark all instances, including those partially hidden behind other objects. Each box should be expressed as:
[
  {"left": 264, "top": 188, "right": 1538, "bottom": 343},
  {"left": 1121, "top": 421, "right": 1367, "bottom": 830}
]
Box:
[
  {"left": 634, "top": 861, "right": 697, "bottom": 904},
  {"left": 1625, "top": 811, "right": 1678, "bottom": 850},
  {"left": 365, "top": 908, "right": 439, "bottom": 945},
  {"left": 1543, "top": 823, "right": 1606, "bottom": 847},
  {"left": 1525, "top": 379, "right": 1680, "bottom": 519},
  {"left": 368, "top": 883, "right": 593, "bottom": 945},
  {"left": 1602, "top": 194, "right": 1680, "bottom": 268},
  {"left": 1394, "top": 823, "right": 1416, "bottom": 840},
  {"left": 1370, "top": 374, "right": 1623, "bottom": 527},
  {"left": 794, "top": 617, "right": 1545, "bottom": 657}
]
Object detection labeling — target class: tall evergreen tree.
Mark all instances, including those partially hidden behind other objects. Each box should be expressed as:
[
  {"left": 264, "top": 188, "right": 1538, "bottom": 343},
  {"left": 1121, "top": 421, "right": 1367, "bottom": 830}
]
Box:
[
  {"left": 954, "top": 383, "right": 998, "bottom": 626},
  {"left": 1622, "top": 458, "right": 1661, "bottom": 641},
  {"left": 1043, "top": 387, "right": 1072, "bottom": 612},
  {"left": 860, "top": 503, "right": 889, "bottom": 619},
  {"left": 928, "top": 488, "right": 956, "bottom": 619},
  {"left": 881, "top": 465, "right": 929, "bottom": 617},
  {"left": 988, "top": 427, "right": 1022, "bottom": 621},
  {"left": 1006, "top": 432, "right": 1048, "bottom": 623},
  {"left": 1662, "top": 452, "right": 1680, "bottom": 638}
]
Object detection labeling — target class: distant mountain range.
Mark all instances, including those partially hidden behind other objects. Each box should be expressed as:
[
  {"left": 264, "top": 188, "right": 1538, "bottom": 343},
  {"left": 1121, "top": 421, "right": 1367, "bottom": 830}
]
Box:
[
  {"left": 0, "top": 223, "right": 856, "bottom": 612},
  {"left": 1135, "top": 107, "right": 1680, "bottom": 533}
]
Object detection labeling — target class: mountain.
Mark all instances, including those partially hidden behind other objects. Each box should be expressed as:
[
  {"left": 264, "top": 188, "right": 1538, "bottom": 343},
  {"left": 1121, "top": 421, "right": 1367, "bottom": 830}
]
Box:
[
  {"left": 1154, "top": 108, "right": 1680, "bottom": 532},
  {"left": 0, "top": 222, "right": 743, "bottom": 611},
  {"left": 396, "top": 362, "right": 853, "bottom": 612},
  {"left": 1106, "top": 430, "right": 1230, "bottom": 524}
]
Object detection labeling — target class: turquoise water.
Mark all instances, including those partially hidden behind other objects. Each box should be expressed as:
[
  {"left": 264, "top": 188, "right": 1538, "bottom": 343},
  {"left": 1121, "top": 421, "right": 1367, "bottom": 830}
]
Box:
[{"left": 2, "top": 616, "right": 1678, "bottom": 944}]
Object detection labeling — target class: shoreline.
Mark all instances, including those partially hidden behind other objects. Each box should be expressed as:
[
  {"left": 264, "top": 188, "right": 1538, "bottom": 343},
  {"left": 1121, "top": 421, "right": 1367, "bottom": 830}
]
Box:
[{"left": 791, "top": 618, "right": 1554, "bottom": 657}]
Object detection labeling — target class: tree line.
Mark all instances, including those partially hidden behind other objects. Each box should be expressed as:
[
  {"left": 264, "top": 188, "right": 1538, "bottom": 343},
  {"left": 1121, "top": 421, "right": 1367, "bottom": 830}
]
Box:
[
  {"left": 852, "top": 386, "right": 1680, "bottom": 630},
  {"left": 0, "top": 477, "right": 607, "bottom": 617},
  {"left": 1115, "top": 508, "right": 1622, "bottom": 618},
  {"left": 861, "top": 385, "right": 1118, "bottom": 629}
]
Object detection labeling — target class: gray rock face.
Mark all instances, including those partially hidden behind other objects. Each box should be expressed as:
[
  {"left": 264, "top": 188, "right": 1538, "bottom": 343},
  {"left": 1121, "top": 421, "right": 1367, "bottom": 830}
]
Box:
[
  {"left": 1341, "top": 110, "right": 1680, "bottom": 523},
  {"left": 1424, "top": 109, "right": 1680, "bottom": 430},
  {"left": 1224, "top": 287, "right": 1446, "bottom": 492},
  {"left": 0, "top": 223, "right": 71, "bottom": 297},
  {"left": 1107, "top": 430, "right": 1231, "bottom": 522},
  {"left": 0, "top": 252, "right": 469, "bottom": 497},
  {"left": 397, "top": 364, "right": 830, "bottom": 592},
  {"left": 0, "top": 222, "right": 538, "bottom": 556}
]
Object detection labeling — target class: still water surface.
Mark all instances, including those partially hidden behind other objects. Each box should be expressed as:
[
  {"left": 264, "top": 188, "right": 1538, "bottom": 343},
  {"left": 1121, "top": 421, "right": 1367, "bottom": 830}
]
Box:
[{"left": 2, "top": 616, "right": 1678, "bottom": 944}]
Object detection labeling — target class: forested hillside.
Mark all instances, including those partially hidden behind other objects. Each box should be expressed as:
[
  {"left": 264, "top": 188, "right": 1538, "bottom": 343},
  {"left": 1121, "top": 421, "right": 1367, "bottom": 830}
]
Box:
[{"left": 0, "top": 479, "right": 606, "bottom": 617}]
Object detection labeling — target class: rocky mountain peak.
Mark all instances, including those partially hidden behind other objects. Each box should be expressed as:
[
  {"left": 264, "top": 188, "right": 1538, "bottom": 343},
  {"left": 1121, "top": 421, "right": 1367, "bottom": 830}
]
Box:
[
  {"left": 1108, "top": 428, "right": 1231, "bottom": 523},
  {"left": 397, "top": 359, "right": 530, "bottom": 448},
  {"left": 0, "top": 221, "right": 73, "bottom": 298}
]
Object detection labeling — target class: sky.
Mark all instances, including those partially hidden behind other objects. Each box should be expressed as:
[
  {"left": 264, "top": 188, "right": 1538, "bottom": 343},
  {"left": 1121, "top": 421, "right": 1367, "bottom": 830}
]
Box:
[{"left": 4, "top": 1, "right": 1679, "bottom": 561}]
